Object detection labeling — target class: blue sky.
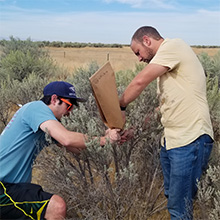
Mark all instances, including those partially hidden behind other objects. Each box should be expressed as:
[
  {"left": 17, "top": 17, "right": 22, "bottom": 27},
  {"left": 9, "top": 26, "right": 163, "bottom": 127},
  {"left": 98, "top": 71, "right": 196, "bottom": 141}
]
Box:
[{"left": 0, "top": 0, "right": 220, "bottom": 45}]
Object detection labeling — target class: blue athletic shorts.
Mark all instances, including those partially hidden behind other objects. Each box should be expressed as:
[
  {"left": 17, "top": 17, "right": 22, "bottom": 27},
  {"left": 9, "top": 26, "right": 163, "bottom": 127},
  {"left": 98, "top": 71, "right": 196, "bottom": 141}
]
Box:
[{"left": 0, "top": 181, "right": 53, "bottom": 220}]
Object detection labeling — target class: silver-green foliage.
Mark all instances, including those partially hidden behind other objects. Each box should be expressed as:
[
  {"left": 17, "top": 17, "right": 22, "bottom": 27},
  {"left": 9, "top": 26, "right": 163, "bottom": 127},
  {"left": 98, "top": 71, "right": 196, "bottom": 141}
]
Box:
[
  {"left": 34, "top": 53, "right": 220, "bottom": 219},
  {"left": 0, "top": 74, "right": 49, "bottom": 131},
  {"left": 0, "top": 37, "right": 68, "bottom": 83},
  {"left": 0, "top": 38, "right": 219, "bottom": 219},
  {"left": 197, "top": 142, "right": 220, "bottom": 220},
  {"left": 196, "top": 51, "right": 220, "bottom": 220},
  {"left": 198, "top": 51, "right": 220, "bottom": 85},
  {"left": 201, "top": 51, "right": 220, "bottom": 142},
  {"left": 0, "top": 36, "right": 46, "bottom": 57},
  {"left": 0, "top": 37, "right": 69, "bottom": 132},
  {"left": 33, "top": 63, "right": 166, "bottom": 219}
]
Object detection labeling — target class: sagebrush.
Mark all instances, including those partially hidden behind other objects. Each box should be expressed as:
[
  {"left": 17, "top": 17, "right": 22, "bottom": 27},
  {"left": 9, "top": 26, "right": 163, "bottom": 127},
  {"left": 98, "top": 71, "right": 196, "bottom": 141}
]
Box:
[{"left": 0, "top": 38, "right": 220, "bottom": 219}]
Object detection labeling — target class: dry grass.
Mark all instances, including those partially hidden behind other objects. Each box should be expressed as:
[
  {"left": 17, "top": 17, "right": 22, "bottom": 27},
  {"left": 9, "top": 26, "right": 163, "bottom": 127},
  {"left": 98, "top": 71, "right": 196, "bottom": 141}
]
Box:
[
  {"left": 46, "top": 46, "right": 220, "bottom": 73},
  {"left": 45, "top": 46, "right": 136, "bottom": 73}
]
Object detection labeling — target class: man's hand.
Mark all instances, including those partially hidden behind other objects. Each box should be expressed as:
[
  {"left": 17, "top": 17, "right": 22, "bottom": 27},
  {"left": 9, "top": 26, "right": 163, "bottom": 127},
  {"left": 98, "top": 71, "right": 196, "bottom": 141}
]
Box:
[
  {"left": 119, "top": 128, "right": 134, "bottom": 144},
  {"left": 105, "top": 128, "right": 121, "bottom": 143}
]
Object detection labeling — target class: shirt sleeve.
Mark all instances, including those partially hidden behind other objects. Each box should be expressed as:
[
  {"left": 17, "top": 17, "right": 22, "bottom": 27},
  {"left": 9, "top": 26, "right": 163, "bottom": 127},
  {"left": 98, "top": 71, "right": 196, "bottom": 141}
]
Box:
[
  {"left": 150, "top": 38, "right": 180, "bottom": 71},
  {"left": 22, "top": 101, "right": 57, "bottom": 133}
]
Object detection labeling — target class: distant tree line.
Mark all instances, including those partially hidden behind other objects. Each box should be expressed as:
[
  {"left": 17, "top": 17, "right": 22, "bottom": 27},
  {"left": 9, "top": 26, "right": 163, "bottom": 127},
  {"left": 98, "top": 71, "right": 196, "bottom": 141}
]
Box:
[
  {"left": 0, "top": 37, "right": 124, "bottom": 48},
  {"left": 191, "top": 45, "right": 220, "bottom": 48},
  {"left": 1, "top": 36, "right": 220, "bottom": 49}
]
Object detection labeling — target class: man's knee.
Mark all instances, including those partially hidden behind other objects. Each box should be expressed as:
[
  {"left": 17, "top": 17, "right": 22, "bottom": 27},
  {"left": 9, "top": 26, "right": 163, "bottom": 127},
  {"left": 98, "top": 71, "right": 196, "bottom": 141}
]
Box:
[
  {"left": 45, "top": 195, "right": 66, "bottom": 219},
  {"left": 52, "top": 195, "right": 66, "bottom": 215}
]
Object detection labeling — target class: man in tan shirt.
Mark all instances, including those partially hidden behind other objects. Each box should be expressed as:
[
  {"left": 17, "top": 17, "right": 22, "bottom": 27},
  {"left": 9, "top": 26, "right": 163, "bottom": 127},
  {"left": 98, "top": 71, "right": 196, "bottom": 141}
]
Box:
[{"left": 119, "top": 26, "right": 214, "bottom": 219}]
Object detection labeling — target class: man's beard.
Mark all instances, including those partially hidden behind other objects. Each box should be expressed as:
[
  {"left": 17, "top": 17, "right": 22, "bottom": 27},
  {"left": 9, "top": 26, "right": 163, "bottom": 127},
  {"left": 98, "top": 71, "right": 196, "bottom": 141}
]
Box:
[{"left": 143, "top": 46, "right": 154, "bottom": 63}]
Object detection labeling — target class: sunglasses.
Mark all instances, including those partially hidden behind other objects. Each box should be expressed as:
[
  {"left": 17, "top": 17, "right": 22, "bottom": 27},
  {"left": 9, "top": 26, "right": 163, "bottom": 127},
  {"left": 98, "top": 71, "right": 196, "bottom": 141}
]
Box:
[{"left": 60, "top": 98, "right": 73, "bottom": 111}]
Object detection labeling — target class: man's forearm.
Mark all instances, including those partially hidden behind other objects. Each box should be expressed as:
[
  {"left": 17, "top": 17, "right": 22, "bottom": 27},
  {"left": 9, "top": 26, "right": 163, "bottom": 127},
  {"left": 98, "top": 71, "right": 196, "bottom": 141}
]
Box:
[
  {"left": 119, "top": 80, "right": 145, "bottom": 107},
  {"left": 119, "top": 63, "right": 168, "bottom": 108}
]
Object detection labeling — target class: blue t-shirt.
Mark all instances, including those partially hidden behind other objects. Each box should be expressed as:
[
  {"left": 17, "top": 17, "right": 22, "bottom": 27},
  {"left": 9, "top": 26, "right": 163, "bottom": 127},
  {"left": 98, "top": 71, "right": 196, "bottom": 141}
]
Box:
[{"left": 0, "top": 101, "right": 57, "bottom": 183}]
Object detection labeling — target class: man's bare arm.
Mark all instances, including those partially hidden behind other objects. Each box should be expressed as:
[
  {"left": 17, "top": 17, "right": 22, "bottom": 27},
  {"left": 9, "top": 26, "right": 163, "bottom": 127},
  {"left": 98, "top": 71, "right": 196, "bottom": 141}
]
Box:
[
  {"left": 40, "top": 120, "right": 120, "bottom": 154},
  {"left": 119, "top": 63, "right": 168, "bottom": 107}
]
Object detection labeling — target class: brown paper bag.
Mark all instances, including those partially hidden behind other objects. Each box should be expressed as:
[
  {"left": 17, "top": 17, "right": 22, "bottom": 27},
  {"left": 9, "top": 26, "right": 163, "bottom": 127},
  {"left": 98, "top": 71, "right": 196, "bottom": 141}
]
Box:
[{"left": 89, "top": 62, "right": 124, "bottom": 129}]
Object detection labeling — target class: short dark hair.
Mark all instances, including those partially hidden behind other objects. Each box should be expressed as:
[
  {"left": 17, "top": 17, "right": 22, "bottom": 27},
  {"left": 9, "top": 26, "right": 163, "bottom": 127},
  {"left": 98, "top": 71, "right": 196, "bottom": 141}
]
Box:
[
  {"left": 132, "top": 26, "right": 163, "bottom": 42},
  {"left": 41, "top": 96, "right": 51, "bottom": 105},
  {"left": 40, "top": 95, "right": 79, "bottom": 107}
]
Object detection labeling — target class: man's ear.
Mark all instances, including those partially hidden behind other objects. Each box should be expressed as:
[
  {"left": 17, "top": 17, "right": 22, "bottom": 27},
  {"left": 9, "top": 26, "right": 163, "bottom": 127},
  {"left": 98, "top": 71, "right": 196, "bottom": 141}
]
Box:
[
  {"left": 142, "top": 35, "right": 151, "bottom": 47},
  {"left": 50, "top": 94, "right": 58, "bottom": 105}
]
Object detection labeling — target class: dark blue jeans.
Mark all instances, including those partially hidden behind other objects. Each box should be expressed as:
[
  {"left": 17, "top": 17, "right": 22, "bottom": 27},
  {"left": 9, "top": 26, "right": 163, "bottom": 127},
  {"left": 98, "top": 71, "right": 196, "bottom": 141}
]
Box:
[{"left": 160, "top": 134, "right": 213, "bottom": 220}]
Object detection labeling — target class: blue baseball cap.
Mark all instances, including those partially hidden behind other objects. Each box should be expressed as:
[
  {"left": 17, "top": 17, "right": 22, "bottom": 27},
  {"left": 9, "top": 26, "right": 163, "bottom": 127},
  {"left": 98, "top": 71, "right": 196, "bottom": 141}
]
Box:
[{"left": 43, "top": 81, "right": 86, "bottom": 102}]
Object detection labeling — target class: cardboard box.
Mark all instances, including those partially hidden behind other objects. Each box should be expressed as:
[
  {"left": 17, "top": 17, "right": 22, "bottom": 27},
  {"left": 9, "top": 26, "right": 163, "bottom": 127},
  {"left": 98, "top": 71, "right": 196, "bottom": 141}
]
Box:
[{"left": 89, "top": 62, "right": 125, "bottom": 129}]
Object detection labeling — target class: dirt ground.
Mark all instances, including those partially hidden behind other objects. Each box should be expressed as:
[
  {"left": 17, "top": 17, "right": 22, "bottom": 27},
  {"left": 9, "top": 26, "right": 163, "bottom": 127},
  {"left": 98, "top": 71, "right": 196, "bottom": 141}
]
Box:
[{"left": 46, "top": 46, "right": 219, "bottom": 73}]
